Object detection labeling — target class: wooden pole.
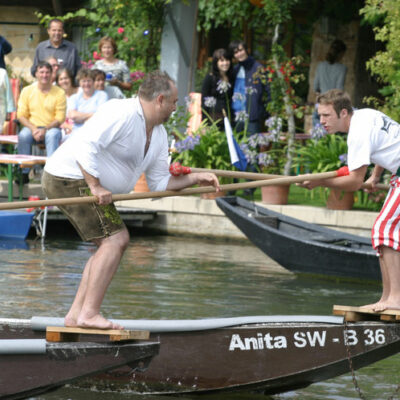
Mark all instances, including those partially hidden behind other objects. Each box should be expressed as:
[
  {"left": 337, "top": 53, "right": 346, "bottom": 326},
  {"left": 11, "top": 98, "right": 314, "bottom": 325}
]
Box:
[
  {"left": 190, "top": 167, "right": 389, "bottom": 191},
  {"left": 0, "top": 171, "right": 340, "bottom": 211}
]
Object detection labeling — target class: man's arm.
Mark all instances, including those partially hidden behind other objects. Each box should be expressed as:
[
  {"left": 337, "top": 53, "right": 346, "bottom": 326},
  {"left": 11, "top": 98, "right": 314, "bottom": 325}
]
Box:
[
  {"left": 166, "top": 172, "right": 220, "bottom": 191},
  {"left": 78, "top": 163, "right": 112, "bottom": 205},
  {"left": 298, "top": 165, "right": 368, "bottom": 192}
]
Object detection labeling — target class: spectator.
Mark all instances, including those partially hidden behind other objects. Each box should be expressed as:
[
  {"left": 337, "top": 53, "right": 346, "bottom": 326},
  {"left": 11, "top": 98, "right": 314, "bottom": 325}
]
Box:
[
  {"left": 45, "top": 56, "right": 60, "bottom": 84},
  {"left": 313, "top": 39, "right": 347, "bottom": 126},
  {"left": 0, "top": 36, "right": 12, "bottom": 69},
  {"left": 56, "top": 68, "right": 78, "bottom": 98},
  {"left": 93, "top": 36, "right": 132, "bottom": 99},
  {"left": 17, "top": 61, "right": 66, "bottom": 184},
  {"left": 201, "top": 48, "right": 233, "bottom": 128},
  {"left": 31, "top": 18, "right": 81, "bottom": 78},
  {"left": 0, "top": 68, "right": 15, "bottom": 132},
  {"left": 66, "top": 68, "right": 108, "bottom": 136},
  {"left": 92, "top": 68, "right": 116, "bottom": 99},
  {"left": 229, "top": 39, "right": 269, "bottom": 135}
]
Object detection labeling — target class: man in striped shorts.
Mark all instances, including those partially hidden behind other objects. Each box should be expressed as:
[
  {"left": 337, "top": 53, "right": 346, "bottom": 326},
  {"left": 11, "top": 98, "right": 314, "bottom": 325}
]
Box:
[{"left": 299, "top": 89, "right": 400, "bottom": 311}]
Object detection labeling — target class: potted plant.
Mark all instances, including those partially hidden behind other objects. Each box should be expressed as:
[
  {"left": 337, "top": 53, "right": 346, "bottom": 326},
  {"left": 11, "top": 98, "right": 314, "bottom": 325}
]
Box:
[
  {"left": 293, "top": 127, "right": 354, "bottom": 209},
  {"left": 240, "top": 116, "right": 290, "bottom": 204}
]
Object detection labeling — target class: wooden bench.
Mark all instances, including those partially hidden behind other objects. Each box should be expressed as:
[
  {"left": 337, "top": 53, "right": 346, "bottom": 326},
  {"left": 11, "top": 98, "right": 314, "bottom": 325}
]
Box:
[
  {"left": 333, "top": 305, "right": 400, "bottom": 322},
  {"left": 0, "top": 153, "right": 47, "bottom": 201},
  {"left": 46, "top": 326, "right": 150, "bottom": 342}
]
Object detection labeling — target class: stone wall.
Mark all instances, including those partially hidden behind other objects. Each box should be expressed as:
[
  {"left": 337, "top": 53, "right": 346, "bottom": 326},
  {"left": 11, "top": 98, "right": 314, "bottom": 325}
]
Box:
[{"left": 0, "top": 6, "right": 45, "bottom": 82}]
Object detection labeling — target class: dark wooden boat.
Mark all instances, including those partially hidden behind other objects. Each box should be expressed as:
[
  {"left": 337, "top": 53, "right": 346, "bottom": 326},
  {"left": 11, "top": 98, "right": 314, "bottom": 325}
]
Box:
[
  {"left": 1, "top": 315, "right": 400, "bottom": 395},
  {"left": 0, "top": 322, "right": 159, "bottom": 400},
  {"left": 216, "top": 196, "right": 380, "bottom": 281}
]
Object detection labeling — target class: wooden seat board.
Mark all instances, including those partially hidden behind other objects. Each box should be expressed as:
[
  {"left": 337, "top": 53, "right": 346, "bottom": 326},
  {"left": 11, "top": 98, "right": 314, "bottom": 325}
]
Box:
[{"left": 46, "top": 326, "right": 150, "bottom": 342}]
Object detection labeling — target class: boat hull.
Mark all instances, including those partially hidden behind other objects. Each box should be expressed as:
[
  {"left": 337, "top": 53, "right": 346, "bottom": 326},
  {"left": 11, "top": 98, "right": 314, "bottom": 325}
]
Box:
[
  {"left": 0, "top": 328, "right": 158, "bottom": 400},
  {"left": 216, "top": 196, "right": 380, "bottom": 281},
  {"left": 1, "top": 317, "right": 399, "bottom": 395},
  {"left": 0, "top": 211, "right": 33, "bottom": 240}
]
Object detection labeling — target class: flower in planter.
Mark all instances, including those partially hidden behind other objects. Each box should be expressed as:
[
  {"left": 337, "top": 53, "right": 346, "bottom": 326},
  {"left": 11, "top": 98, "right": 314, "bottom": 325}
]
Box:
[{"left": 240, "top": 116, "right": 286, "bottom": 174}]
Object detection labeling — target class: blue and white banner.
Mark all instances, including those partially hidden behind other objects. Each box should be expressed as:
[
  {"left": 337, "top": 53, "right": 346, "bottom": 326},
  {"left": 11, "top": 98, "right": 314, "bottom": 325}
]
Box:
[{"left": 224, "top": 116, "right": 248, "bottom": 171}]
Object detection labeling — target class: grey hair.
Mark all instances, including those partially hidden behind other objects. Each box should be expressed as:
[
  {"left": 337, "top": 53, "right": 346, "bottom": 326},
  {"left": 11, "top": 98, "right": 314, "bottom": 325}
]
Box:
[{"left": 138, "top": 70, "right": 175, "bottom": 101}]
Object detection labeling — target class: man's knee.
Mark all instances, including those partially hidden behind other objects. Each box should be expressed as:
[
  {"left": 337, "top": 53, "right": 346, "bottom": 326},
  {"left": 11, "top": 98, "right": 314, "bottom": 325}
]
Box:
[{"left": 18, "top": 127, "right": 33, "bottom": 142}]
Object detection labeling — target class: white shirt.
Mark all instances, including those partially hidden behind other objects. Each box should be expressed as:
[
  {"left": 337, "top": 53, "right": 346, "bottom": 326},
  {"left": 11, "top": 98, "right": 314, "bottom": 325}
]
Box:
[
  {"left": 347, "top": 109, "right": 400, "bottom": 174},
  {"left": 45, "top": 97, "right": 171, "bottom": 193}
]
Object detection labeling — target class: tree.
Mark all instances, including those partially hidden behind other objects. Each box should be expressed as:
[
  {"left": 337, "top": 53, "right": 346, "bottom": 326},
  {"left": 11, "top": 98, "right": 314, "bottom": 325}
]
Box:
[{"left": 361, "top": 0, "right": 400, "bottom": 121}]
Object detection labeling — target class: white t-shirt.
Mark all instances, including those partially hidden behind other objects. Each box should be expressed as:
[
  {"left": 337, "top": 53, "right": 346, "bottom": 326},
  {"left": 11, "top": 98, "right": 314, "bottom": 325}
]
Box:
[
  {"left": 347, "top": 109, "right": 400, "bottom": 174},
  {"left": 45, "top": 97, "right": 171, "bottom": 194},
  {"left": 67, "top": 89, "right": 108, "bottom": 129}
]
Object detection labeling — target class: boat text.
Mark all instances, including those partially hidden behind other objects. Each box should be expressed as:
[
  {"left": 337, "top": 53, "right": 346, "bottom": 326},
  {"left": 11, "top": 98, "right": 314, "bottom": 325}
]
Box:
[{"left": 229, "top": 329, "right": 386, "bottom": 351}]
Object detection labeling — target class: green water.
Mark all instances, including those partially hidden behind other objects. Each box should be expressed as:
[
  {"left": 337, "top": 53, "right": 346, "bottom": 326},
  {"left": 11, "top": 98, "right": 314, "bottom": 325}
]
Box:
[{"left": 1, "top": 234, "right": 399, "bottom": 400}]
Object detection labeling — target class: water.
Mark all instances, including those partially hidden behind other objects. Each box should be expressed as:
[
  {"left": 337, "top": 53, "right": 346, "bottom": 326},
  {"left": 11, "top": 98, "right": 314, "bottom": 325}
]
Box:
[{"left": 0, "top": 234, "right": 399, "bottom": 400}]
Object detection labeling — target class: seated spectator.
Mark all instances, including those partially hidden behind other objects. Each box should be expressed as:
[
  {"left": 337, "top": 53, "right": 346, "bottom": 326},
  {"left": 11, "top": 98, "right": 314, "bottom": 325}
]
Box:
[
  {"left": 93, "top": 36, "right": 131, "bottom": 99},
  {"left": 0, "top": 67, "right": 15, "bottom": 132},
  {"left": 45, "top": 56, "right": 60, "bottom": 84},
  {"left": 17, "top": 61, "right": 66, "bottom": 184},
  {"left": 56, "top": 67, "right": 78, "bottom": 98},
  {"left": 66, "top": 68, "right": 108, "bottom": 136},
  {"left": 92, "top": 68, "right": 118, "bottom": 99}
]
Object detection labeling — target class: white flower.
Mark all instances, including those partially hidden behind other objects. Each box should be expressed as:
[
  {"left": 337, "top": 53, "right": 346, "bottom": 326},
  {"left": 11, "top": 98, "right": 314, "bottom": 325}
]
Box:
[
  {"left": 235, "top": 110, "right": 248, "bottom": 122},
  {"left": 232, "top": 92, "right": 246, "bottom": 102},
  {"left": 245, "top": 86, "right": 257, "bottom": 95},
  {"left": 204, "top": 96, "right": 217, "bottom": 108},
  {"left": 217, "top": 80, "right": 231, "bottom": 94}
]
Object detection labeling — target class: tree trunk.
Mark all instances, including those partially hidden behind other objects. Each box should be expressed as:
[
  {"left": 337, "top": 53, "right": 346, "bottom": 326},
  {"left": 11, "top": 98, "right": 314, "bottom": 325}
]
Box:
[{"left": 272, "top": 24, "right": 295, "bottom": 176}]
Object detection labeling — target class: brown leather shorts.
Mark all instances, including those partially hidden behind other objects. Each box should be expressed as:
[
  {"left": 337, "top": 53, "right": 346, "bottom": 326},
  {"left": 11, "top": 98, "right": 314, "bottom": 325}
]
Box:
[{"left": 42, "top": 171, "right": 126, "bottom": 242}]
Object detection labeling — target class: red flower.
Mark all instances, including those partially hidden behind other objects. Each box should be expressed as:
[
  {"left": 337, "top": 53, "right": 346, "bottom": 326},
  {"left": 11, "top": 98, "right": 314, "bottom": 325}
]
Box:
[
  {"left": 93, "top": 51, "right": 102, "bottom": 60},
  {"left": 117, "top": 27, "right": 125, "bottom": 34}
]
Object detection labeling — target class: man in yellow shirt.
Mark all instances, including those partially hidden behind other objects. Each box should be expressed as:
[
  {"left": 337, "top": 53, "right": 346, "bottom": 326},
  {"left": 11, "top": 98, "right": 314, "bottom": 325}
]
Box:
[{"left": 17, "top": 61, "right": 66, "bottom": 184}]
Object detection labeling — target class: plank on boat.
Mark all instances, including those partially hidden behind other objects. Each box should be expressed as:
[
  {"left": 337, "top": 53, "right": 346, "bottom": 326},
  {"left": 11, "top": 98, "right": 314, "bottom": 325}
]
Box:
[
  {"left": 333, "top": 305, "right": 400, "bottom": 322},
  {"left": 46, "top": 326, "right": 150, "bottom": 342}
]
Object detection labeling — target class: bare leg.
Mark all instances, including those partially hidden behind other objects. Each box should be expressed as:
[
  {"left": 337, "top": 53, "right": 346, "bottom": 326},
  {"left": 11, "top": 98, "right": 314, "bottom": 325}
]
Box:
[
  {"left": 360, "top": 251, "right": 389, "bottom": 310},
  {"left": 373, "top": 246, "right": 400, "bottom": 311},
  {"left": 64, "top": 253, "right": 95, "bottom": 327},
  {"left": 65, "top": 228, "right": 129, "bottom": 329}
]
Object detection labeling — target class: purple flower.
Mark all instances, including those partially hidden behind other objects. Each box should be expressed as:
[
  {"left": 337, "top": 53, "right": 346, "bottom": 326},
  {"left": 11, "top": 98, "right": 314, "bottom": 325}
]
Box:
[
  {"left": 310, "top": 122, "right": 327, "bottom": 140},
  {"left": 174, "top": 135, "right": 201, "bottom": 153},
  {"left": 339, "top": 153, "right": 348, "bottom": 165}
]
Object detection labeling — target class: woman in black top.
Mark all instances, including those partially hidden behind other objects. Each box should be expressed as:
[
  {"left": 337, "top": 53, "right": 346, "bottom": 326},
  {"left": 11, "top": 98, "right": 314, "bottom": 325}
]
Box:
[{"left": 201, "top": 48, "right": 234, "bottom": 127}]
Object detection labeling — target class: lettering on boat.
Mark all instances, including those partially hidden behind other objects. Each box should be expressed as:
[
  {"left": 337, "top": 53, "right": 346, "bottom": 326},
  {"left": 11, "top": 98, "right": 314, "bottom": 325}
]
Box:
[{"left": 228, "top": 328, "right": 387, "bottom": 351}]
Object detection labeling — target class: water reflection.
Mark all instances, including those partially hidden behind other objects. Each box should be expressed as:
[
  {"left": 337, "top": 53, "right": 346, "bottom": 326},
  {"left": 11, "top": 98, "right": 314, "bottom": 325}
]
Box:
[{"left": 0, "top": 234, "right": 397, "bottom": 399}]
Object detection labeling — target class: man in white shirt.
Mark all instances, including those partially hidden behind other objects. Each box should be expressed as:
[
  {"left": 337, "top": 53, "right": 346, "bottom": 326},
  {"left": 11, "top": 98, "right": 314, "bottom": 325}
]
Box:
[
  {"left": 299, "top": 89, "right": 400, "bottom": 312},
  {"left": 42, "top": 71, "right": 220, "bottom": 330}
]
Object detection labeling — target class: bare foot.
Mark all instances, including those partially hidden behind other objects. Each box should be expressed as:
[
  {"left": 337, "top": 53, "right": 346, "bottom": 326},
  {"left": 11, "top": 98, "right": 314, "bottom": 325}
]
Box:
[
  {"left": 373, "top": 300, "right": 400, "bottom": 312},
  {"left": 359, "top": 303, "right": 379, "bottom": 310},
  {"left": 64, "top": 313, "right": 79, "bottom": 327},
  {"left": 77, "top": 313, "right": 124, "bottom": 330}
]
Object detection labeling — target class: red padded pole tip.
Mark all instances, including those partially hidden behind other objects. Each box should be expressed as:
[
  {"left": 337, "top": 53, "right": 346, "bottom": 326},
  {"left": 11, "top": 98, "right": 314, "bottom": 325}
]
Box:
[
  {"left": 169, "top": 162, "right": 192, "bottom": 176},
  {"left": 336, "top": 166, "right": 349, "bottom": 177}
]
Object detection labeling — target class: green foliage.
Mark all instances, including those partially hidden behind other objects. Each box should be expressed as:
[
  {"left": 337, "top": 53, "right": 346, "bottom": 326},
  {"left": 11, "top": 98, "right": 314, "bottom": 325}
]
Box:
[
  {"left": 171, "top": 121, "right": 235, "bottom": 182},
  {"left": 360, "top": 0, "right": 400, "bottom": 120},
  {"left": 293, "top": 134, "right": 347, "bottom": 173},
  {"left": 197, "top": 0, "right": 298, "bottom": 33},
  {"left": 36, "top": 0, "right": 171, "bottom": 72}
]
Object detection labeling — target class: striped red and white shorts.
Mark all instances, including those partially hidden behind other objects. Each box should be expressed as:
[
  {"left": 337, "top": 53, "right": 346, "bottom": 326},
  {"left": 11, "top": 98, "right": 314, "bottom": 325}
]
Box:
[{"left": 372, "top": 175, "right": 400, "bottom": 255}]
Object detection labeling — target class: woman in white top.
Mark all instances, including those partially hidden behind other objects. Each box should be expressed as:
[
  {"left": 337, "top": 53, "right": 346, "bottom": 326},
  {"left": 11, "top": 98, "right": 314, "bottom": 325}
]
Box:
[
  {"left": 93, "top": 36, "right": 132, "bottom": 99},
  {"left": 64, "top": 68, "right": 108, "bottom": 138},
  {"left": 0, "top": 68, "right": 15, "bottom": 131}
]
